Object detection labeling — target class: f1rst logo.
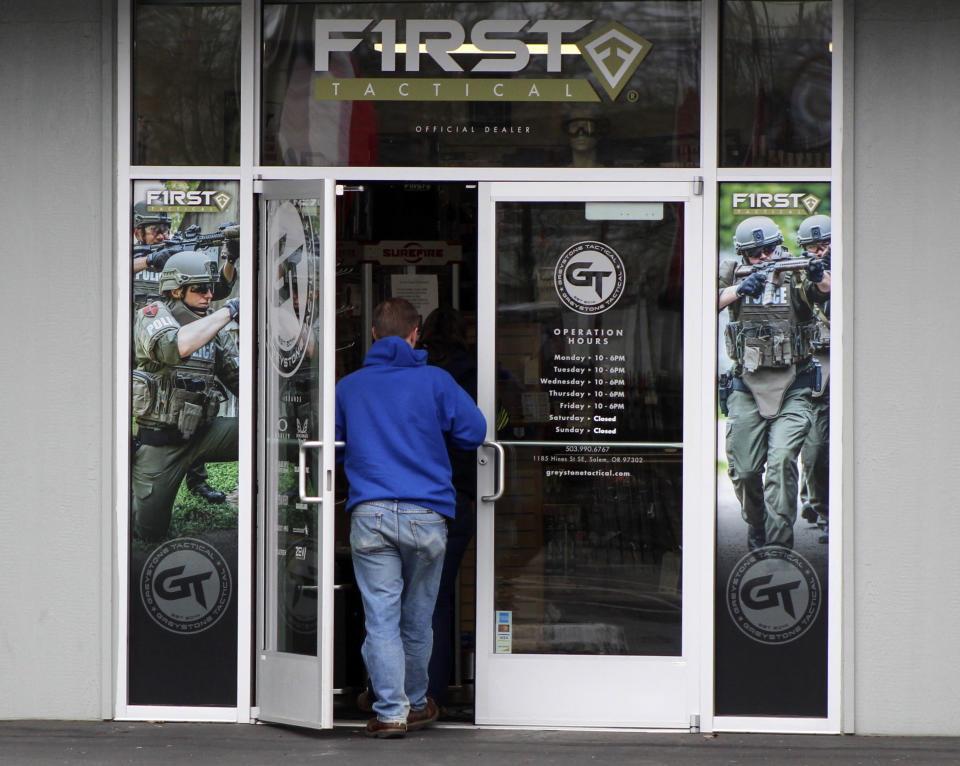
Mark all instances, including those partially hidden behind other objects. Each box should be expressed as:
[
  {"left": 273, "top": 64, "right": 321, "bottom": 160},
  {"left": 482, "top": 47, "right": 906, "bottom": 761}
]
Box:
[
  {"left": 726, "top": 547, "right": 821, "bottom": 644},
  {"left": 140, "top": 538, "right": 232, "bottom": 635},
  {"left": 315, "top": 19, "right": 589, "bottom": 73}
]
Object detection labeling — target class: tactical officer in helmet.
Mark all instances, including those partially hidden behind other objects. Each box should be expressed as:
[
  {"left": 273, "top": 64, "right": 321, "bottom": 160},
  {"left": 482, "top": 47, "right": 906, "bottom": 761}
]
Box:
[
  {"left": 132, "top": 201, "right": 173, "bottom": 308},
  {"left": 796, "top": 214, "right": 832, "bottom": 543},
  {"left": 131, "top": 200, "right": 239, "bottom": 504},
  {"left": 718, "top": 215, "right": 830, "bottom": 549},
  {"left": 132, "top": 200, "right": 238, "bottom": 309},
  {"left": 131, "top": 250, "right": 240, "bottom": 541}
]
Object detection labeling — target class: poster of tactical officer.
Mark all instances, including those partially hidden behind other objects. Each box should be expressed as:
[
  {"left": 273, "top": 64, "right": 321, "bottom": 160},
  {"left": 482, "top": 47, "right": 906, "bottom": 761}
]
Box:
[
  {"left": 128, "top": 180, "right": 241, "bottom": 706},
  {"left": 715, "top": 182, "right": 832, "bottom": 717}
]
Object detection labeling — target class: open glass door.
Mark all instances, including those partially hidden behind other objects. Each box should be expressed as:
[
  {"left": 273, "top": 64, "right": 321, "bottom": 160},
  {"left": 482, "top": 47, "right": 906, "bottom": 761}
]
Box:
[
  {"left": 475, "top": 181, "right": 703, "bottom": 728},
  {"left": 256, "top": 180, "right": 337, "bottom": 728}
]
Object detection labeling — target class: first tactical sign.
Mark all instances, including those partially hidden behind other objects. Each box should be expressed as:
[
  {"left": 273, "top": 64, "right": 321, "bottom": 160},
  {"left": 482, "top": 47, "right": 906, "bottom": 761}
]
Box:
[
  {"left": 314, "top": 18, "right": 651, "bottom": 102},
  {"left": 261, "top": 3, "right": 701, "bottom": 168}
]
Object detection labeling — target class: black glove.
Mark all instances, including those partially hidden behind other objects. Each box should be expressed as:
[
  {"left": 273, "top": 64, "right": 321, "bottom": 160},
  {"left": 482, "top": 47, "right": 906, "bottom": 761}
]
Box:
[
  {"left": 145, "top": 248, "right": 174, "bottom": 272},
  {"left": 225, "top": 237, "right": 240, "bottom": 264},
  {"left": 736, "top": 271, "right": 767, "bottom": 298},
  {"left": 807, "top": 258, "right": 826, "bottom": 283},
  {"left": 225, "top": 298, "right": 240, "bottom": 322},
  {"left": 820, "top": 252, "right": 831, "bottom": 272}
]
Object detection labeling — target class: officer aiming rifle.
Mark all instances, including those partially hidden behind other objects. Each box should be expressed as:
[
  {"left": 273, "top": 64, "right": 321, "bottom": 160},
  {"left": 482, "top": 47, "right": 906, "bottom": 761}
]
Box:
[
  {"left": 132, "top": 201, "right": 239, "bottom": 308},
  {"left": 718, "top": 215, "right": 829, "bottom": 550},
  {"left": 131, "top": 250, "right": 241, "bottom": 541}
]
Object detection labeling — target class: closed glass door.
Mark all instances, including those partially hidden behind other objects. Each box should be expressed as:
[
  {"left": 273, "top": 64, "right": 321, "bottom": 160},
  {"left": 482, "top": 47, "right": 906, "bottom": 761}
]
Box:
[{"left": 475, "top": 182, "right": 703, "bottom": 728}]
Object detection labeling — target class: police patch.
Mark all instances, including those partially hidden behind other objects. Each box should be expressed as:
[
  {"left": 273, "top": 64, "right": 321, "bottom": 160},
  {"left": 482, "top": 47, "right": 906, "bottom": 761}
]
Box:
[{"left": 142, "top": 303, "right": 159, "bottom": 317}]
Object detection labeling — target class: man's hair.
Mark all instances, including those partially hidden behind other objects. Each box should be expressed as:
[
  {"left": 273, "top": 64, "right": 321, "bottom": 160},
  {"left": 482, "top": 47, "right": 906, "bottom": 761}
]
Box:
[{"left": 373, "top": 298, "right": 420, "bottom": 339}]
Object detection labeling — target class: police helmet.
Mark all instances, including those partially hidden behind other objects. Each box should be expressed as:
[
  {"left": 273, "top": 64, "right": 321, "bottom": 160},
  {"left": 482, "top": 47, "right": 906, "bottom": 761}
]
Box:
[
  {"left": 133, "top": 200, "right": 172, "bottom": 230},
  {"left": 159, "top": 250, "right": 219, "bottom": 295},
  {"left": 797, "top": 214, "right": 831, "bottom": 246},
  {"left": 733, "top": 216, "right": 783, "bottom": 254}
]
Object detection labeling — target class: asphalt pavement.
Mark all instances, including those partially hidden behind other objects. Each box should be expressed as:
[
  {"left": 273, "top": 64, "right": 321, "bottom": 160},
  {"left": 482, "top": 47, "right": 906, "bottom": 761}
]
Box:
[{"left": 1, "top": 721, "right": 959, "bottom": 765}]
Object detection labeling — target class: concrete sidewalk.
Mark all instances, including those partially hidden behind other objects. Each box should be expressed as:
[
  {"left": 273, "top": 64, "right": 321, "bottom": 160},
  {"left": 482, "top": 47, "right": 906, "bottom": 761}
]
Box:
[{"left": 1, "top": 721, "right": 959, "bottom": 765}]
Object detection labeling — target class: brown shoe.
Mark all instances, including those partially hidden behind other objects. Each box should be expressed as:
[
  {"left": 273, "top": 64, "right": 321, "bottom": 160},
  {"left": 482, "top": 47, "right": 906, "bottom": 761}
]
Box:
[
  {"left": 365, "top": 717, "right": 406, "bottom": 739},
  {"left": 406, "top": 697, "right": 439, "bottom": 731}
]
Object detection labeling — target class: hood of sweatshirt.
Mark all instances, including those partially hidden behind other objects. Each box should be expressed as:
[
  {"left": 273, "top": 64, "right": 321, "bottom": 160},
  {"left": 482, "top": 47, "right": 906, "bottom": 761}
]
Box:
[{"left": 363, "top": 335, "right": 428, "bottom": 368}]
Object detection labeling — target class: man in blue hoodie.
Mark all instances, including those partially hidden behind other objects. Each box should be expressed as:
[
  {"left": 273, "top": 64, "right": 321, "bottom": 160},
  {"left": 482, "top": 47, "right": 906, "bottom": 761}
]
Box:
[{"left": 336, "top": 298, "right": 486, "bottom": 738}]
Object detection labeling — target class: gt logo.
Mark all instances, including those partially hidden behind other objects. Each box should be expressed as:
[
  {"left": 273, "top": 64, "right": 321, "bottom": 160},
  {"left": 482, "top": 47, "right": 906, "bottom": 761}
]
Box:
[
  {"left": 565, "top": 261, "right": 612, "bottom": 298},
  {"left": 140, "top": 538, "right": 232, "bottom": 634},
  {"left": 741, "top": 574, "right": 802, "bottom": 618},
  {"left": 554, "top": 241, "right": 626, "bottom": 315},
  {"left": 155, "top": 565, "right": 213, "bottom": 608},
  {"left": 726, "top": 547, "right": 821, "bottom": 644}
]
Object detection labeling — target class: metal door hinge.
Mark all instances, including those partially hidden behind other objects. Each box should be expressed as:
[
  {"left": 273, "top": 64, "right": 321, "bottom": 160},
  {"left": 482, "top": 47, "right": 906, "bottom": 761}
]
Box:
[{"left": 693, "top": 177, "right": 704, "bottom": 196}]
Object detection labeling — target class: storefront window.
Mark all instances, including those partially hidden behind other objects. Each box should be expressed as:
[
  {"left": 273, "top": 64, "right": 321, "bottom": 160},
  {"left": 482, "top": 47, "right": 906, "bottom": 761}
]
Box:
[
  {"left": 262, "top": 1, "right": 700, "bottom": 168},
  {"left": 720, "top": 1, "right": 831, "bottom": 167},
  {"left": 133, "top": 1, "right": 241, "bottom": 165},
  {"left": 128, "top": 180, "right": 241, "bottom": 704}
]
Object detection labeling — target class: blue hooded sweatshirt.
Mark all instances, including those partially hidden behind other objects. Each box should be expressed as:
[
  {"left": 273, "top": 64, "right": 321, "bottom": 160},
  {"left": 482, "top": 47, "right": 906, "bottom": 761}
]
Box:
[{"left": 335, "top": 335, "right": 487, "bottom": 518}]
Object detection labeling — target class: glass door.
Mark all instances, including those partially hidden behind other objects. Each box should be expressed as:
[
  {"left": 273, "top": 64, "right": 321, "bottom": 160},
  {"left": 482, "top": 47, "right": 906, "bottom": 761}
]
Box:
[
  {"left": 256, "top": 180, "right": 338, "bottom": 728},
  {"left": 475, "top": 181, "right": 703, "bottom": 728}
]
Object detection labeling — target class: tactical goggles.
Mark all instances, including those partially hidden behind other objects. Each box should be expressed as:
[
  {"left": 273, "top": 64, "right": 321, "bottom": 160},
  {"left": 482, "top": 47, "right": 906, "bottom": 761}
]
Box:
[
  {"left": 566, "top": 120, "right": 596, "bottom": 137},
  {"left": 743, "top": 243, "right": 779, "bottom": 258},
  {"left": 805, "top": 240, "right": 830, "bottom": 252},
  {"left": 187, "top": 283, "right": 215, "bottom": 294},
  {"left": 143, "top": 223, "right": 171, "bottom": 236}
]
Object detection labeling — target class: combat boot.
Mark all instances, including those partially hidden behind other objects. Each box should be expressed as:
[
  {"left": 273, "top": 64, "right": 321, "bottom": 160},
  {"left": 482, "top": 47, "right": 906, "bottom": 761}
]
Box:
[{"left": 190, "top": 482, "right": 226, "bottom": 504}]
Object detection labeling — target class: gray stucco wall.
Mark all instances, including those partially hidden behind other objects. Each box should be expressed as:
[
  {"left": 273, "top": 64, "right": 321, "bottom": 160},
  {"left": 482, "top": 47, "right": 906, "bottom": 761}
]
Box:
[
  {"left": 852, "top": 0, "right": 960, "bottom": 735},
  {"left": 0, "top": 1, "right": 113, "bottom": 719}
]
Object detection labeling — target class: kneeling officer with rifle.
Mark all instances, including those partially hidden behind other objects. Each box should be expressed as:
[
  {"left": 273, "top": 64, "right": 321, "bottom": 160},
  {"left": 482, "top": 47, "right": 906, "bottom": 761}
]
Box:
[
  {"left": 131, "top": 250, "right": 240, "bottom": 542},
  {"left": 718, "top": 215, "right": 830, "bottom": 549}
]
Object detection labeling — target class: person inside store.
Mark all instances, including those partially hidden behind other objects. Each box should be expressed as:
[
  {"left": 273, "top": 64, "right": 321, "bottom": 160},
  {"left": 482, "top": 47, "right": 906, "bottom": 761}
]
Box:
[
  {"left": 130, "top": 251, "right": 240, "bottom": 541},
  {"left": 418, "top": 307, "right": 478, "bottom": 717},
  {"left": 335, "top": 298, "right": 486, "bottom": 738},
  {"left": 717, "top": 216, "right": 829, "bottom": 549}
]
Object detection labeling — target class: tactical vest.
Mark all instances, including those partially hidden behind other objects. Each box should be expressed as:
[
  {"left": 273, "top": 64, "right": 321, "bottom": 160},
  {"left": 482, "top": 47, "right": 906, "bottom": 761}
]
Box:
[
  {"left": 722, "top": 261, "right": 817, "bottom": 374},
  {"left": 132, "top": 300, "right": 236, "bottom": 439}
]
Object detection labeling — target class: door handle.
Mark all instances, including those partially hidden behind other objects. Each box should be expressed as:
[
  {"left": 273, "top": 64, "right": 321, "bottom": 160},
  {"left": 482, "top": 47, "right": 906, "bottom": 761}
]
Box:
[
  {"left": 481, "top": 440, "right": 506, "bottom": 502},
  {"left": 297, "top": 440, "right": 345, "bottom": 503}
]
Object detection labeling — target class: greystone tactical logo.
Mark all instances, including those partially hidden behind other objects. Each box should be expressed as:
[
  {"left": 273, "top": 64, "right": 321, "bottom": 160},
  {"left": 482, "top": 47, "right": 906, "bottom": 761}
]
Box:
[
  {"left": 578, "top": 22, "right": 652, "bottom": 100},
  {"left": 554, "top": 240, "right": 626, "bottom": 315},
  {"left": 268, "top": 201, "right": 320, "bottom": 378},
  {"left": 726, "top": 547, "right": 821, "bottom": 644},
  {"left": 140, "top": 538, "right": 232, "bottom": 635}
]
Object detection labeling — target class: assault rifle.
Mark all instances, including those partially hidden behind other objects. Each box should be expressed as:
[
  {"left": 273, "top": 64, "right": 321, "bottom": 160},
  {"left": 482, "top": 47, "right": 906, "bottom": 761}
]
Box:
[
  {"left": 735, "top": 254, "right": 812, "bottom": 306},
  {"left": 134, "top": 221, "right": 239, "bottom": 271}
]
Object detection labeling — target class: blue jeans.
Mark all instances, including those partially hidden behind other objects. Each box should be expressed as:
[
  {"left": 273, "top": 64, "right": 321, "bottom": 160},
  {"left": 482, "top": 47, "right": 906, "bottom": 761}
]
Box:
[{"left": 350, "top": 501, "right": 448, "bottom": 723}]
